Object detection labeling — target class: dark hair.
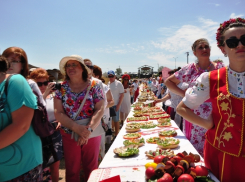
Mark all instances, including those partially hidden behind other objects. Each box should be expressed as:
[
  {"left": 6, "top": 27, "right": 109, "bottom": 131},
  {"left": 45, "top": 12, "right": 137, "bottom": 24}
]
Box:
[
  {"left": 217, "top": 18, "right": 245, "bottom": 47},
  {"left": 191, "top": 38, "right": 209, "bottom": 51},
  {"left": 93, "top": 65, "right": 102, "bottom": 79},
  {"left": 2, "top": 47, "right": 29, "bottom": 78},
  {"left": 101, "top": 77, "right": 105, "bottom": 83},
  {"left": 168, "top": 70, "right": 174, "bottom": 75},
  {"left": 0, "top": 56, "right": 9, "bottom": 72},
  {"left": 64, "top": 62, "right": 88, "bottom": 81}
]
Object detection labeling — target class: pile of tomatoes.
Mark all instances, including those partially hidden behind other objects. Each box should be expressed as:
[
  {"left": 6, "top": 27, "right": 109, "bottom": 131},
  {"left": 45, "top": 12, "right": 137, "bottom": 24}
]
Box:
[{"left": 145, "top": 152, "right": 215, "bottom": 182}]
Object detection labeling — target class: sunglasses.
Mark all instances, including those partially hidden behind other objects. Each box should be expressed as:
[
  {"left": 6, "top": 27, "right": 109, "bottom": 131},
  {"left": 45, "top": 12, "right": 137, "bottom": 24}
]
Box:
[
  {"left": 86, "top": 65, "right": 94, "bottom": 69},
  {"left": 123, "top": 79, "right": 129, "bottom": 80},
  {"left": 108, "top": 75, "right": 114, "bottom": 78},
  {"left": 37, "top": 81, "right": 49, "bottom": 87},
  {"left": 225, "top": 36, "right": 245, "bottom": 48}
]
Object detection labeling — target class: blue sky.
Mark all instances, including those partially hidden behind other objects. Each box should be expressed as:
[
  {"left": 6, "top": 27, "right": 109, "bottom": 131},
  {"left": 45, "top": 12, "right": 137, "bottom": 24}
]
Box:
[{"left": 0, "top": 0, "right": 244, "bottom": 73}]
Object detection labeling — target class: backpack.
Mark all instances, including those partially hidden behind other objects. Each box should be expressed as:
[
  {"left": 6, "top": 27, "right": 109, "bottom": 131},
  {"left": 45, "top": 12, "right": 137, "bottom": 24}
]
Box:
[{"left": 4, "top": 75, "right": 55, "bottom": 138}]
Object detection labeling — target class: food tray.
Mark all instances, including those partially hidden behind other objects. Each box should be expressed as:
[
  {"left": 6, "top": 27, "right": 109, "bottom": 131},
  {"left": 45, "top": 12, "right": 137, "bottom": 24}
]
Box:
[{"left": 127, "top": 117, "right": 148, "bottom": 122}]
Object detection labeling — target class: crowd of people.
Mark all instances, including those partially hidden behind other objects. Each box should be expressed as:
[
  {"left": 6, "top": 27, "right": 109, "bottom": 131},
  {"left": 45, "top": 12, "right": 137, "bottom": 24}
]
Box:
[{"left": 0, "top": 17, "right": 244, "bottom": 182}]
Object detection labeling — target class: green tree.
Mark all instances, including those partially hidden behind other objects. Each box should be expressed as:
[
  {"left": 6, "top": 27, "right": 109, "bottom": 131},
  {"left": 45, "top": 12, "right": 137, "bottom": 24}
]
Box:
[
  {"left": 158, "top": 66, "right": 164, "bottom": 72},
  {"left": 115, "top": 67, "right": 122, "bottom": 76}
]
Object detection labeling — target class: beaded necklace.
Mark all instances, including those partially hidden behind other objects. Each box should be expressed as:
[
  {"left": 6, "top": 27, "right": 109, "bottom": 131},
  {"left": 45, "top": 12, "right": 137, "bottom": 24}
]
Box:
[{"left": 196, "top": 62, "right": 212, "bottom": 72}]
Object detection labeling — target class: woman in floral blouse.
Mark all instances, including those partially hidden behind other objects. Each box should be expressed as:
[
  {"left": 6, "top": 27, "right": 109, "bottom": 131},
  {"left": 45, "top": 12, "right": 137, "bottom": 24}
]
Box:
[
  {"left": 54, "top": 55, "right": 105, "bottom": 182},
  {"left": 177, "top": 18, "right": 245, "bottom": 182},
  {"left": 165, "top": 38, "right": 224, "bottom": 156}
]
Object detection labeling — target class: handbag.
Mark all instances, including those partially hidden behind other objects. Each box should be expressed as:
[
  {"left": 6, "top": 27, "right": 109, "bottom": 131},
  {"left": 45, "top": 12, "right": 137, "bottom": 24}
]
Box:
[
  {"left": 71, "top": 82, "right": 104, "bottom": 141},
  {"left": 32, "top": 91, "right": 55, "bottom": 137},
  {"left": 3, "top": 75, "right": 54, "bottom": 137},
  {"left": 109, "top": 107, "right": 116, "bottom": 117}
]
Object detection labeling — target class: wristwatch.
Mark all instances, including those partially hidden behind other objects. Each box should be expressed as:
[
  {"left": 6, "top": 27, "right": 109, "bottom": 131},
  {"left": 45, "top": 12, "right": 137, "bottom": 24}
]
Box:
[{"left": 88, "top": 127, "right": 93, "bottom": 133}]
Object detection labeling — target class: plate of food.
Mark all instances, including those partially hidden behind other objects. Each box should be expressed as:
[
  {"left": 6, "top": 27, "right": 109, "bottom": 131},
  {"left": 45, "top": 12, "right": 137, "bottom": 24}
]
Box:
[
  {"left": 123, "top": 138, "right": 145, "bottom": 147},
  {"left": 157, "top": 122, "right": 172, "bottom": 127},
  {"left": 156, "top": 137, "right": 180, "bottom": 149},
  {"left": 127, "top": 116, "right": 148, "bottom": 122},
  {"left": 133, "top": 113, "right": 143, "bottom": 117},
  {"left": 123, "top": 133, "right": 141, "bottom": 139},
  {"left": 140, "top": 122, "right": 157, "bottom": 129},
  {"left": 149, "top": 114, "right": 170, "bottom": 120},
  {"left": 159, "top": 130, "right": 177, "bottom": 137},
  {"left": 133, "top": 106, "right": 142, "bottom": 111},
  {"left": 113, "top": 145, "right": 139, "bottom": 157},
  {"left": 145, "top": 148, "right": 175, "bottom": 159},
  {"left": 157, "top": 117, "right": 171, "bottom": 123},
  {"left": 125, "top": 125, "right": 141, "bottom": 133},
  {"left": 146, "top": 137, "right": 161, "bottom": 144},
  {"left": 126, "top": 122, "right": 140, "bottom": 126}
]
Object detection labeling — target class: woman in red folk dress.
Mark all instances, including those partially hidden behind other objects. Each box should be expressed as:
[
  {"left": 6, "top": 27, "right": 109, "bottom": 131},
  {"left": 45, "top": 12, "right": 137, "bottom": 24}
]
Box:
[{"left": 177, "top": 17, "right": 245, "bottom": 182}]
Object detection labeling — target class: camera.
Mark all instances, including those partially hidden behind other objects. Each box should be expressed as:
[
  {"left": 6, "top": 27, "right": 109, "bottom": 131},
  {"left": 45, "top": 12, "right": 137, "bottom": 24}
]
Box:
[{"left": 52, "top": 83, "right": 61, "bottom": 91}]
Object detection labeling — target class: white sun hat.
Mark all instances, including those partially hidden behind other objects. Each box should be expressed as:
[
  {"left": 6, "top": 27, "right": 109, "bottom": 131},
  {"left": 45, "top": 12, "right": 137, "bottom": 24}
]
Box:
[{"left": 59, "top": 55, "right": 91, "bottom": 75}]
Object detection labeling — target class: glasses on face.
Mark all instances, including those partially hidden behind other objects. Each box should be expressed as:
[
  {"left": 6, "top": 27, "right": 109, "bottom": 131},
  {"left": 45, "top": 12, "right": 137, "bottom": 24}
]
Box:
[
  {"left": 225, "top": 36, "right": 245, "bottom": 48},
  {"left": 86, "top": 65, "right": 94, "bottom": 69},
  {"left": 197, "top": 45, "right": 210, "bottom": 50},
  {"left": 37, "top": 81, "right": 49, "bottom": 87},
  {"left": 65, "top": 63, "right": 79, "bottom": 68},
  {"left": 108, "top": 75, "right": 114, "bottom": 78},
  {"left": 9, "top": 60, "right": 22, "bottom": 65},
  {"left": 123, "top": 79, "right": 129, "bottom": 80}
]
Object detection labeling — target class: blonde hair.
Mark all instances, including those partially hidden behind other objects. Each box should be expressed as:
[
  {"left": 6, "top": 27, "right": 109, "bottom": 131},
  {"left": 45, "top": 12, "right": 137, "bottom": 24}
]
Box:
[{"left": 192, "top": 38, "right": 209, "bottom": 51}]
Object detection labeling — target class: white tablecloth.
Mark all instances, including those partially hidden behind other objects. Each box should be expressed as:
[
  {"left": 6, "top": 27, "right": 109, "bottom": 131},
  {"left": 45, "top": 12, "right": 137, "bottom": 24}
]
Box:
[{"left": 94, "top": 103, "right": 219, "bottom": 182}]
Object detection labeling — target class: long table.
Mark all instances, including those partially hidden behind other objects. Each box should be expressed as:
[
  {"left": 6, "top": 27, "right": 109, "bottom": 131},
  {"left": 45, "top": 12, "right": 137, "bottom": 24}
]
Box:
[{"left": 88, "top": 104, "right": 219, "bottom": 182}]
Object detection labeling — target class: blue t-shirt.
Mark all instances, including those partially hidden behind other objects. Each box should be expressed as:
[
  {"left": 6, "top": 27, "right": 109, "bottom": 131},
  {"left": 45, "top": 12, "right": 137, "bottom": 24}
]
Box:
[{"left": 0, "top": 74, "right": 42, "bottom": 181}]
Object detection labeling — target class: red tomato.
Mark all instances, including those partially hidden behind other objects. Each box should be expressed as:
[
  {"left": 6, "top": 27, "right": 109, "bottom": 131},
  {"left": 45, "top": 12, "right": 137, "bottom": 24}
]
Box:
[
  {"left": 177, "top": 174, "right": 194, "bottom": 182},
  {"left": 157, "top": 173, "right": 173, "bottom": 182},
  {"left": 154, "top": 155, "right": 165, "bottom": 164},
  {"left": 173, "top": 156, "right": 182, "bottom": 163},
  {"left": 145, "top": 167, "right": 155, "bottom": 179},
  {"left": 195, "top": 166, "right": 208, "bottom": 176}
]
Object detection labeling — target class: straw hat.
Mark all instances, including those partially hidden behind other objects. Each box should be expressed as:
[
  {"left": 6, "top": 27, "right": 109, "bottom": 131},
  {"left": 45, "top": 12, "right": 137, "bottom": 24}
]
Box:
[{"left": 59, "top": 55, "right": 91, "bottom": 75}]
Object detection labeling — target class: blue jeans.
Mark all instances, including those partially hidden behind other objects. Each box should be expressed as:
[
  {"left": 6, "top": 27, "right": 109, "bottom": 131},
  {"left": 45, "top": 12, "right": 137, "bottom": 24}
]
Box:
[{"left": 111, "top": 105, "right": 120, "bottom": 122}]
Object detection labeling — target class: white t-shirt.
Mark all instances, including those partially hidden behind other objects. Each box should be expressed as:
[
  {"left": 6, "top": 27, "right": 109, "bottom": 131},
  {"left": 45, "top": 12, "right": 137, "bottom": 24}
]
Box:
[
  {"left": 45, "top": 95, "right": 55, "bottom": 122},
  {"left": 27, "top": 79, "right": 46, "bottom": 106},
  {"left": 183, "top": 67, "right": 245, "bottom": 110},
  {"left": 102, "top": 83, "right": 110, "bottom": 124},
  {"left": 108, "top": 80, "right": 124, "bottom": 105},
  {"left": 169, "top": 82, "right": 189, "bottom": 111}
]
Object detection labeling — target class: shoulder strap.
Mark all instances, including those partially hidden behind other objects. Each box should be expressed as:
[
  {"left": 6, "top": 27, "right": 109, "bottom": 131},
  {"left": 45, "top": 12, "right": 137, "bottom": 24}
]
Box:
[
  {"left": 73, "top": 82, "right": 92, "bottom": 120},
  {"left": 4, "top": 74, "right": 16, "bottom": 96}
]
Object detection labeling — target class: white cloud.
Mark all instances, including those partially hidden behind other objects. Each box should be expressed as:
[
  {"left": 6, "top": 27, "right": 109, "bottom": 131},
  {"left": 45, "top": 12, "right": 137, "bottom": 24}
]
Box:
[
  {"left": 230, "top": 13, "right": 244, "bottom": 18},
  {"left": 208, "top": 3, "right": 220, "bottom": 6},
  {"left": 152, "top": 18, "right": 219, "bottom": 53},
  {"left": 147, "top": 52, "right": 187, "bottom": 68},
  {"left": 150, "top": 17, "right": 229, "bottom": 67},
  {"left": 114, "top": 49, "right": 127, "bottom": 54}
]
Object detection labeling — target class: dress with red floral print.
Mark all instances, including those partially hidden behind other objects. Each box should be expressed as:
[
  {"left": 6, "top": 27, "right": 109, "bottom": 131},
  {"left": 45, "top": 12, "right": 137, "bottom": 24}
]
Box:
[{"left": 55, "top": 80, "right": 104, "bottom": 134}]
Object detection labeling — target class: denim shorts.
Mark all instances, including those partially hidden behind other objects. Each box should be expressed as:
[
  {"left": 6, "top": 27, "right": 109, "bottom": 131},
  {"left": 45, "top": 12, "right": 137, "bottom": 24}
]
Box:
[{"left": 111, "top": 105, "right": 120, "bottom": 122}]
